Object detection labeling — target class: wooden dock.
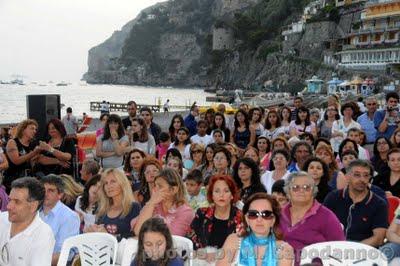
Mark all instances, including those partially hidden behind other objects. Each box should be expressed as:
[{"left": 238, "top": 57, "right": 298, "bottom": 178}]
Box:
[{"left": 90, "top": 102, "right": 193, "bottom": 113}]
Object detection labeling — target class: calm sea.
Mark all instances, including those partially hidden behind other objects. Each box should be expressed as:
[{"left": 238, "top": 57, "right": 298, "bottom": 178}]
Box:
[{"left": 0, "top": 83, "right": 212, "bottom": 124}]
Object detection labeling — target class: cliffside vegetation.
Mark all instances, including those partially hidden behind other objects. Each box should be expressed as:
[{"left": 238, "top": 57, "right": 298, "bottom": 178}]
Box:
[{"left": 233, "top": 0, "right": 311, "bottom": 49}]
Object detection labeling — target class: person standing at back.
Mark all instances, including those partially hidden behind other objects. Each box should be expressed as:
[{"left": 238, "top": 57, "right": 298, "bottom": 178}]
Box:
[
  {"left": 184, "top": 103, "right": 199, "bottom": 137},
  {"left": 61, "top": 107, "right": 78, "bottom": 138},
  {"left": 291, "top": 96, "right": 303, "bottom": 121},
  {"left": 357, "top": 96, "right": 378, "bottom": 152},
  {"left": 122, "top": 101, "right": 138, "bottom": 130},
  {"left": 374, "top": 91, "right": 400, "bottom": 139}
]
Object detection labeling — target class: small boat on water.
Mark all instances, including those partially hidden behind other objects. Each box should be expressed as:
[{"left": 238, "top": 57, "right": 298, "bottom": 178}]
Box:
[
  {"left": 10, "top": 79, "right": 24, "bottom": 85},
  {"left": 56, "top": 82, "right": 68, "bottom": 86}
]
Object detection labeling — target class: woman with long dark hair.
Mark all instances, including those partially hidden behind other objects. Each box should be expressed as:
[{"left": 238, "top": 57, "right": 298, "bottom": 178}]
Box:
[
  {"left": 264, "top": 109, "right": 285, "bottom": 140},
  {"left": 36, "top": 118, "right": 76, "bottom": 176},
  {"left": 232, "top": 157, "right": 266, "bottom": 202},
  {"left": 137, "top": 158, "right": 162, "bottom": 205},
  {"left": 318, "top": 105, "right": 340, "bottom": 139},
  {"left": 279, "top": 106, "right": 292, "bottom": 137},
  {"left": 231, "top": 110, "right": 255, "bottom": 154},
  {"left": 371, "top": 136, "right": 393, "bottom": 174},
  {"left": 124, "top": 149, "right": 147, "bottom": 194},
  {"left": 303, "top": 157, "right": 331, "bottom": 203},
  {"left": 168, "top": 114, "right": 184, "bottom": 142},
  {"left": 131, "top": 117, "right": 156, "bottom": 156},
  {"left": 210, "top": 112, "right": 230, "bottom": 143},
  {"left": 75, "top": 174, "right": 101, "bottom": 231},
  {"left": 132, "top": 218, "right": 184, "bottom": 266},
  {"left": 168, "top": 127, "right": 191, "bottom": 163},
  {"left": 289, "top": 106, "right": 317, "bottom": 138},
  {"left": 96, "top": 114, "right": 129, "bottom": 169},
  {"left": 249, "top": 107, "right": 265, "bottom": 139}
]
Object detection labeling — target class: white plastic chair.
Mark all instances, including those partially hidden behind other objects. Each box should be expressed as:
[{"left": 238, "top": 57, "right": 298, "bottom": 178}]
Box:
[
  {"left": 173, "top": 235, "right": 194, "bottom": 266},
  {"left": 57, "top": 232, "right": 118, "bottom": 266},
  {"left": 120, "top": 238, "right": 138, "bottom": 266},
  {"left": 301, "top": 241, "right": 388, "bottom": 266}
]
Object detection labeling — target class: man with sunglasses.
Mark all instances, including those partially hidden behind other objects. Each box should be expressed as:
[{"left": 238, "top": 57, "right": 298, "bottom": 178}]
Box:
[
  {"left": 0, "top": 177, "right": 54, "bottom": 265},
  {"left": 324, "top": 160, "right": 388, "bottom": 247}
]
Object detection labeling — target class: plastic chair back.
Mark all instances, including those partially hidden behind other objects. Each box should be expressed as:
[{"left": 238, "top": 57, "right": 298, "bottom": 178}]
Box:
[
  {"left": 120, "top": 238, "right": 138, "bottom": 266},
  {"left": 387, "top": 196, "right": 400, "bottom": 224},
  {"left": 173, "top": 235, "right": 194, "bottom": 266},
  {"left": 301, "top": 241, "right": 388, "bottom": 266},
  {"left": 57, "top": 232, "right": 118, "bottom": 266}
]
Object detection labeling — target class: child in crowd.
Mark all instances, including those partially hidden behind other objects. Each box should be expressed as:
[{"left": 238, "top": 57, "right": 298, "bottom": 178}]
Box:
[
  {"left": 271, "top": 179, "right": 289, "bottom": 208},
  {"left": 184, "top": 169, "right": 208, "bottom": 210},
  {"left": 347, "top": 127, "right": 370, "bottom": 160},
  {"left": 156, "top": 132, "right": 171, "bottom": 162},
  {"left": 190, "top": 120, "right": 213, "bottom": 146},
  {"left": 212, "top": 129, "right": 225, "bottom": 145},
  {"left": 132, "top": 217, "right": 184, "bottom": 266}
]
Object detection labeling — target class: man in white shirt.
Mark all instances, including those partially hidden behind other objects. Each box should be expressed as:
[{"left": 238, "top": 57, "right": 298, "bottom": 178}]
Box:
[{"left": 0, "top": 177, "right": 55, "bottom": 266}]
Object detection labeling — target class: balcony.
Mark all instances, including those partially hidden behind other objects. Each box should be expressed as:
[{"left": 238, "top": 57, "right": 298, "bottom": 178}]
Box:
[
  {"left": 371, "top": 39, "right": 384, "bottom": 45},
  {"left": 385, "top": 38, "right": 399, "bottom": 44}
]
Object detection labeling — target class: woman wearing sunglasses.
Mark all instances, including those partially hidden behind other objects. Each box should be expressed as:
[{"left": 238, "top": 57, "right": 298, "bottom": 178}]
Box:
[
  {"left": 217, "top": 193, "right": 293, "bottom": 266},
  {"left": 279, "top": 172, "right": 345, "bottom": 266}
]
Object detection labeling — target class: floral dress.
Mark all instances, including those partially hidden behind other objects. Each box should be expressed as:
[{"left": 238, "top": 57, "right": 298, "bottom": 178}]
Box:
[{"left": 186, "top": 205, "right": 242, "bottom": 250}]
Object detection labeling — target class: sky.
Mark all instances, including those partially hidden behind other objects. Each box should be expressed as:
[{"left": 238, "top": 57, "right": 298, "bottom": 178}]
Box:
[{"left": 0, "top": 0, "right": 161, "bottom": 82}]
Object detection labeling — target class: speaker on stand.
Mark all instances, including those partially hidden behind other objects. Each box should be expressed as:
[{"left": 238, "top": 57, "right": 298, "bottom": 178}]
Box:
[{"left": 26, "top": 94, "right": 61, "bottom": 141}]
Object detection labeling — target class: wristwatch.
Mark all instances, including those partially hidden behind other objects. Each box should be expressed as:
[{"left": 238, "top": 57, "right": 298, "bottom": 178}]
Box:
[{"left": 49, "top": 147, "right": 55, "bottom": 154}]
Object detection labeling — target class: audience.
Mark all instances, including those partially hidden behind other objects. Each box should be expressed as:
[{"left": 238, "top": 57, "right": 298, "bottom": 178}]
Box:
[{"left": 1, "top": 97, "right": 399, "bottom": 264}]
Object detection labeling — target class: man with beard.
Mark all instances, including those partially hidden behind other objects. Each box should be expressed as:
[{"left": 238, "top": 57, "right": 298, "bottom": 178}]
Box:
[
  {"left": 324, "top": 160, "right": 388, "bottom": 247},
  {"left": 122, "top": 100, "right": 137, "bottom": 130}
]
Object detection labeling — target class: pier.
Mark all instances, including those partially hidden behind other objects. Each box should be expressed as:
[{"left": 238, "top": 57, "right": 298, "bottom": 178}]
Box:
[{"left": 90, "top": 102, "right": 195, "bottom": 113}]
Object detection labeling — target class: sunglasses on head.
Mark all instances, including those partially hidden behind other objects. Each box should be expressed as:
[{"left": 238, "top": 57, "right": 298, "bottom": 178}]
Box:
[{"left": 246, "top": 210, "right": 274, "bottom": 220}]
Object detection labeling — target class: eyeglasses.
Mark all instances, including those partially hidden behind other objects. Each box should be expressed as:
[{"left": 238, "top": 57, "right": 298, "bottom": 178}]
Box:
[
  {"left": 213, "top": 156, "right": 227, "bottom": 161},
  {"left": 290, "top": 184, "right": 313, "bottom": 192},
  {"left": 247, "top": 210, "right": 274, "bottom": 220},
  {"left": 192, "top": 150, "right": 202, "bottom": 154},
  {"left": 351, "top": 172, "right": 370, "bottom": 179}
]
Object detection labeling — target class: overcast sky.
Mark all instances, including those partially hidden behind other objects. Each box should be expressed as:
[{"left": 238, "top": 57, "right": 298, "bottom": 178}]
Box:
[{"left": 0, "top": 0, "right": 161, "bottom": 82}]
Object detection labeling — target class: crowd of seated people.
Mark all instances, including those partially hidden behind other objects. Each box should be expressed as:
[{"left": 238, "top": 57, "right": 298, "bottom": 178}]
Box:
[{"left": 3, "top": 93, "right": 400, "bottom": 265}]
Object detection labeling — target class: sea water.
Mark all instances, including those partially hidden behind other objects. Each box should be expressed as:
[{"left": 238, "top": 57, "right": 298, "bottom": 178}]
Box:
[{"left": 0, "top": 83, "right": 212, "bottom": 124}]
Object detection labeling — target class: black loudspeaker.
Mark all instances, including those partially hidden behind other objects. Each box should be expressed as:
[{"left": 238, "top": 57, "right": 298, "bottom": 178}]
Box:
[{"left": 27, "top": 94, "right": 61, "bottom": 140}]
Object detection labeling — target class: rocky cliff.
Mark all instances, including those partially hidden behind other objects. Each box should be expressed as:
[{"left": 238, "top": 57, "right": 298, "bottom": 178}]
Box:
[{"left": 84, "top": 0, "right": 361, "bottom": 90}]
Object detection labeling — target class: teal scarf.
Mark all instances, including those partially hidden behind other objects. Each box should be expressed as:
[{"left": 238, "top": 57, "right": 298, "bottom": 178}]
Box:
[{"left": 239, "top": 232, "right": 277, "bottom": 266}]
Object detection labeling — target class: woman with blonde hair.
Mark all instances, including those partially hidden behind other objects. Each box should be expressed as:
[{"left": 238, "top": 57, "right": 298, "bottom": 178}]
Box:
[
  {"left": 134, "top": 168, "right": 194, "bottom": 236},
  {"left": 86, "top": 168, "right": 141, "bottom": 240},
  {"left": 4, "top": 119, "right": 41, "bottom": 193},
  {"left": 60, "top": 174, "right": 84, "bottom": 209}
]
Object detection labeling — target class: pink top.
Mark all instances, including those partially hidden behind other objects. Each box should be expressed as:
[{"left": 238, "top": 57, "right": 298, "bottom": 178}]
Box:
[
  {"left": 96, "top": 127, "right": 104, "bottom": 137},
  {"left": 260, "top": 152, "right": 272, "bottom": 171},
  {"left": 156, "top": 144, "right": 169, "bottom": 161},
  {"left": 279, "top": 201, "right": 345, "bottom": 266},
  {"left": 154, "top": 203, "right": 194, "bottom": 236}
]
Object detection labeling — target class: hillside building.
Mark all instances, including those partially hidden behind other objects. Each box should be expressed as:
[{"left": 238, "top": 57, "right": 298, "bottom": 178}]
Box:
[{"left": 337, "top": 0, "right": 400, "bottom": 71}]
